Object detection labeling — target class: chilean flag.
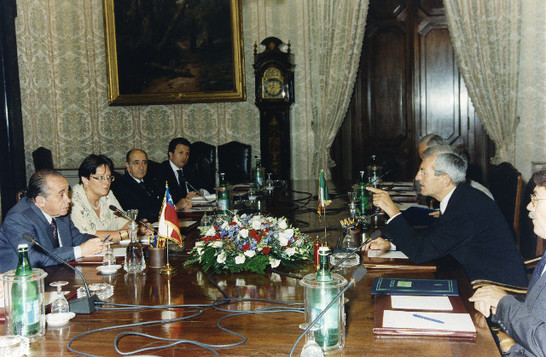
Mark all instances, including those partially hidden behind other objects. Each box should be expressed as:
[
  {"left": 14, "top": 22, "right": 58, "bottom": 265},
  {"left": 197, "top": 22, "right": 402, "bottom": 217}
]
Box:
[{"left": 158, "top": 184, "right": 183, "bottom": 246}]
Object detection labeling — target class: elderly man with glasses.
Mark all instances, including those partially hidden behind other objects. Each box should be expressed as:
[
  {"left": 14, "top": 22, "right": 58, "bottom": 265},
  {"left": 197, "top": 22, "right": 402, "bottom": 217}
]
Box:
[
  {"left": 0, "top": 169, "right": 105, "bottom": 272},
  {"left": 470, "top": 169, "right": 546, "bottom": 356}
]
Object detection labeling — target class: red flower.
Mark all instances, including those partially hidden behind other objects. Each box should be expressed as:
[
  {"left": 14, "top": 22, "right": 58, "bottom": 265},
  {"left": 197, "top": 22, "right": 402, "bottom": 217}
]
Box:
[
  {"left": 242, "top": 244, "right": 250, "bottom": 251},
  {"left": 229, "top": 221, "right": 237, "bottom": 226},
  {"left": 262, "top": 247, "right": 271, "bottom": 255},
  {"left": 250, "top": 230, "right": 260, "bottom": 240},
  {"left": 214, "top": 233, "right": 222, "bottom": 241}
]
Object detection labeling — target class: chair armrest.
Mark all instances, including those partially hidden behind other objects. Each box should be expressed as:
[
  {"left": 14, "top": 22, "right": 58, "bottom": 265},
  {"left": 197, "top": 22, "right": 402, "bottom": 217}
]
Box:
[{"left": 470, "top": 279, "right": 528, "bottom": 295}]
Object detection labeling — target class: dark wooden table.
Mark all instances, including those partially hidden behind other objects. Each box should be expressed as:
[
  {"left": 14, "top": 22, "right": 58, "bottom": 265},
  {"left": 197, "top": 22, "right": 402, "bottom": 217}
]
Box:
[{"left": 4, "top": 180, "right": 500, "bottom": 356}]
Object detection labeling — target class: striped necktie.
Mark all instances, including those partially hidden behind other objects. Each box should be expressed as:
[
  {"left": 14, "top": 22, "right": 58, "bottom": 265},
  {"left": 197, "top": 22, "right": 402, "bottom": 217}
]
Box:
[{"left": 50, "top": 218, "right": 60, "bottom": 248}]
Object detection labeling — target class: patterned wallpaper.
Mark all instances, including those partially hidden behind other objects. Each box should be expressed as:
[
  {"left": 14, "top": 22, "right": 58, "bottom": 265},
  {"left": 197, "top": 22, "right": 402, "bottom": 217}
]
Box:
[
  {"left": 14, "top": 0, "right": 546, "bottom": 182},
  {"left": 15, "top": 0, "right": 315, "bottom": 180}
]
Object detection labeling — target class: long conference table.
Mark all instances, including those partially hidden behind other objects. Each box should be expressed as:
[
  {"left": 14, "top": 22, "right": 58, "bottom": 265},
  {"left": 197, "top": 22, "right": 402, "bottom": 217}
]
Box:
[{"left": 6, "top": 180, "right": 501, "bottom": 356}]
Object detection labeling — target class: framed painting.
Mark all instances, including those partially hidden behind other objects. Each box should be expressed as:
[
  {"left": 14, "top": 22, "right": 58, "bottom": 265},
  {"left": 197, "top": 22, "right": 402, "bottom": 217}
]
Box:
[{"left": 103, "top": 0, "right": 246, "bottom": 105}]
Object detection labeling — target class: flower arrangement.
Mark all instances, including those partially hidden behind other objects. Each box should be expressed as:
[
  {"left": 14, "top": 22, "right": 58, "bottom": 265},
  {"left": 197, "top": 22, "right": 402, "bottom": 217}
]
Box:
[{"left": 184, "top": 214, "right": 313, "bottom": 274}]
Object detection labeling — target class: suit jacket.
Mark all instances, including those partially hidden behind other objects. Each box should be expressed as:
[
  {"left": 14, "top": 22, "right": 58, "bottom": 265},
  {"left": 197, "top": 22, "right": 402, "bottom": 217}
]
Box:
[
  {"left": 0, "top": 198, "right": 93, "bottom": 272},
  {"left": 111, "top": 173, "right": 163, "bottom": 222},
  {"left": 383, "top": 183, "right": 527, "bottom": 286},
  {"left": 493, "top": 254, "right": 546, "bottom": 356},
  {"left": 152, "top": 160, "right": 205, "bottom": 203}
]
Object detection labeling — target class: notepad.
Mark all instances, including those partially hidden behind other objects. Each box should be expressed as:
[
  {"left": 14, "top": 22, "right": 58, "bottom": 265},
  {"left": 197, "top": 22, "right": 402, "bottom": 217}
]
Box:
[
  {"left": 367, "top": 250, "right": 409, "bottom": 259},
  {"left": 390, "top": 295, "right": 453, "bottom": 311},
  {"left": 94, "top": 247, "right": 126, "bottom": 257},
  {"left": 382, "top": 310, "right": 476, "bottom": 333}
]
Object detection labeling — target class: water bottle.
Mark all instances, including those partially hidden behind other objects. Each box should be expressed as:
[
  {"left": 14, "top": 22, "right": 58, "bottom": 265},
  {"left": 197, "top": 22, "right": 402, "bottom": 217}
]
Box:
[
  {"left": 311, "top": 247, "right": 339, "bottom": 348},
  {"left": 11, "top": 244, "right": 41, "bottom": 336}
]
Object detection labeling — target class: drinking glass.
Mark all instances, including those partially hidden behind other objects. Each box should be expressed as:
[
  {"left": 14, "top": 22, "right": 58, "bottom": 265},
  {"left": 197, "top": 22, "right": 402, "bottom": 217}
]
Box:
[
  {"left": 126, "top": 209, "right": 138, "bottom": 221},
  {"left": 299, "top": 323, "right": 324, "bottom": 357},
  {"left": 102, "top": 242, "right": 115, "bottom": 266},
  {"left": 347, "top": 191, "right": 357, "bottom": 204},
  {"left": 265, "top": 173, "right": 275, "bottom": 191},
  {"left": 49, "top": 281, "right": 69, "bottom": 314}
]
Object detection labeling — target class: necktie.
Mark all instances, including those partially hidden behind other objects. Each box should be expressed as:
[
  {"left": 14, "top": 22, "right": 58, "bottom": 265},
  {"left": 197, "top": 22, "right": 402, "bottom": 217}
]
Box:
[
  {"left": 139, "top": 180, "right": 152, "bottom": 197},
  {"left": 177, "top": 169, "right": 187, "bottom": 196},
  {"left": 528, "top": 255, "right": 546, "bottom": 290},
  {"left": 50, "top": 218, "right": 60, "bottom": 248}
]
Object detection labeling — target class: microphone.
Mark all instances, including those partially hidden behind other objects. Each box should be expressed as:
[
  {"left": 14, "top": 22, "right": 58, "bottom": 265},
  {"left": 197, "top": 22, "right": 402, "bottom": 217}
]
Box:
[
  {"left": 180, "top": 177, "right": 217, "bottom": 215},
  {"left": 289, "top": 266, "right": 367, "bottom": 357},
  {"left": 109, "top": 205, "right": 157, "bottom": 234},
  {"left": 329, "top": 229, "right": 382, "bottom": 272},
  {"left": 22, "top": 233, "right": 100, "bottom": 314}
]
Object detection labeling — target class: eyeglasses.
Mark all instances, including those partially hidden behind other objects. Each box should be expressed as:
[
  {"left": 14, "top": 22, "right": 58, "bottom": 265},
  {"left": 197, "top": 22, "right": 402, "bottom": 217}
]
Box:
[
  {"left": 90, "top": 175, "right": 115, "bottom": 183},
  {"left": 530, "top": 193, "right": 546, "bottom": 205}
]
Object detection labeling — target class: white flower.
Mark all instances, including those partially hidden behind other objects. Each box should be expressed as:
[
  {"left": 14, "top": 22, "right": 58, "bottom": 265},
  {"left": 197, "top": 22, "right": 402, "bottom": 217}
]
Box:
[
  {"left": 269, "top": 257, "right": 281, "bottom": 268},
  {"left": 284, "top": 228, "right": 294, "bottom": 238},
  {"left": 251, "top": 219, "right": 262, "bottom": 230},
  {"left": 239, "top": 229, "right": 249, "bottom": 238},
  {"left": 278, "top": 232, "right": 290, "bottom": 246},
  {"left": 195, "top": 241, "right": 204, "bottom": 247},
  {"left": 217, "top": 252, "right": 226, "bottom": 264},
  {"left": 212, "top": 241, "right": 223, "bottom": 248},
  {"left": 221, "top": 221, "right": 229, "bottom": 229},
  {"left": 244, "top": 250, "right": 256, "bottom": 258},
  {"left": 197, "top": 247, "right": 204, "bottom": 255},
  {"left": 205, "top": 227, "right": 216, "bottom": 237},
  {"left": 278, "top": 219, "right": 288, "bottom": 230},
  {"left": 235, "top": 254, "right": 246, "bottom": 264},
  {"left": 285, "top": 247, "right": 296, "bottom": 256}
]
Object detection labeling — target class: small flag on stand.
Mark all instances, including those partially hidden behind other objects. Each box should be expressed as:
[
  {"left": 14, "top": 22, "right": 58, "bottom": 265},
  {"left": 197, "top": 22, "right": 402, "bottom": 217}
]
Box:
[
  {"left": 317, "top": 169, "right": 331, "bottom": 217},
  {"left": 158, "top": 184, "right": 183, "bottom": 246}
]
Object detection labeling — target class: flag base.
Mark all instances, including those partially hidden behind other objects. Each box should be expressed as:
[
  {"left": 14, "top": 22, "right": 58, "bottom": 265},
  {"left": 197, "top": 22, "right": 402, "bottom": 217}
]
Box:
[{"left": 160, "top": 263, "right": 176, "bottom": 275}]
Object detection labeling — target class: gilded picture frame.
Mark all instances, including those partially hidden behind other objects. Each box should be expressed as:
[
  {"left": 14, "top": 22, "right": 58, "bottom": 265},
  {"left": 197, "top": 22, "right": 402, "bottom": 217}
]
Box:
[{"left": 103, "top": 0, "right": 246, "bottom": 105}]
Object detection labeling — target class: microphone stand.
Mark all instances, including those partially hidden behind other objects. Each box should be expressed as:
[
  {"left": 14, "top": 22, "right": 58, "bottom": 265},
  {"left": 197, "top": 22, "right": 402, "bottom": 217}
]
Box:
[
  {"left": 181, "top": 178, "right": 217, "bottom": 223},
  {"left": 22, "top": 233, "right": 99, "bottom": 314},
  {"left": 289, "top": 266, "right": 367, "bottom": 357},
  {"left": 109, "top": 205, "right": 158, "bottom": 235}
]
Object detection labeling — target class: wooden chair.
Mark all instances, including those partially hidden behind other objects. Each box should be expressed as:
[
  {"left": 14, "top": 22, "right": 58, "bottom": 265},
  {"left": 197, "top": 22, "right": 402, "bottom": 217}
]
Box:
[
  {"left": 489, "top": 162, "right": 523, "bottom": 246},
  {"left": 218, "top": 141, "right": 252, "bottom": 184},
  {"left": 470, "top": 254, "right": 543, "bottom": 354}
]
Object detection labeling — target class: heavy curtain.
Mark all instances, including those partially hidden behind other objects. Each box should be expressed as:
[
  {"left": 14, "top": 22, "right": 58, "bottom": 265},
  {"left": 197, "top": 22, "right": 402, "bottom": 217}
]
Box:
[
  {"left": 444, "top": 0, "right": 522, "bottom": 164},
  {"left": 305, "top": 1, "right": 369, "bottom": 177}
]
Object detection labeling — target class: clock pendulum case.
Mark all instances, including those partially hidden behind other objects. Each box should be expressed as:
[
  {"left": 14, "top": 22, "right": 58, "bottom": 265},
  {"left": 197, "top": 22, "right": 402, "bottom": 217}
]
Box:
[{"left": 253, "top": 37, "right": 294, "bottom": 180}]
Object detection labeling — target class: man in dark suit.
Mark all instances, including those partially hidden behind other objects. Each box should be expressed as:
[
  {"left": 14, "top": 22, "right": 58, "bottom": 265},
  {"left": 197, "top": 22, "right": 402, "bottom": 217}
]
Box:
[
  {"left": 364, "top": 145, "right": 527, "bottom": 287},
  {"left": 112, "top": 149, "right": 163, "bottom": 222},
  {"left": 0, "top": 170, "right": 105, "bottom": 272},
  {"left": 470, "top": 169, "right": 546, "bottom": 356},
  {"left": 153, "top": 137, "right": 205, "bottom": 211}
]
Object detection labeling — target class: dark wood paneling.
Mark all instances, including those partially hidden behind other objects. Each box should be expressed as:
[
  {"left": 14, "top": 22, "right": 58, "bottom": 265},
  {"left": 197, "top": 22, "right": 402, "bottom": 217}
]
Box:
[
  {"left": 0, "top": 0, "right": 27, "bottom": 221},
  {"left": 332, "top": 0, "right": 490, "bottom": 184}
]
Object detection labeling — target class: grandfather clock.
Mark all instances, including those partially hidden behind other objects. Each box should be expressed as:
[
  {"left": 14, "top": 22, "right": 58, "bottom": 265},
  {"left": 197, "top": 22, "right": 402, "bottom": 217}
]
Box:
[{"left": 253, "top": 37, "right": 294, "bottom": 180}]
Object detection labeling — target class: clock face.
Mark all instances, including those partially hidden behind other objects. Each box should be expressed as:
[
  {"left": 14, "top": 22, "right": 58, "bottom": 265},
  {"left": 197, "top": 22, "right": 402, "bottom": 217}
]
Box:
[
  {"left": 261, "top": 66, "right": 285, "bottom": 99},
  {"left": 264, "top": 78, "right": 283, "bottom": 97}
]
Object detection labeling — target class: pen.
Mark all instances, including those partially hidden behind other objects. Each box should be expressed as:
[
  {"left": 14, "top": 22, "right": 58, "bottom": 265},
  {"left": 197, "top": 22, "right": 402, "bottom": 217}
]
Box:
[
  {"left": 412, "top": 313, "right": 444, "bottom": 324},
  {"left": 102, "top": 234, "right": 111, "bottom": 243}
]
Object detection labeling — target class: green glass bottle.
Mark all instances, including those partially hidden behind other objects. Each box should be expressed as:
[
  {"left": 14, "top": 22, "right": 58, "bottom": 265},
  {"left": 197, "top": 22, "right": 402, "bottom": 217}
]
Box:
[
  {"left": 11, "top": 244, "right": 41, "bottom": 336},
  {"left": 253, "top": 157, "right": 264, "bottom": 189},
  {"left": 312, "top": 246, "right": 339, "bottom": 348},
  {"left": 357, "top": 170, "right": 368, "bottom": 215},
  {"left": 217, "top": 172, "right": 230, "bottom": 214}
]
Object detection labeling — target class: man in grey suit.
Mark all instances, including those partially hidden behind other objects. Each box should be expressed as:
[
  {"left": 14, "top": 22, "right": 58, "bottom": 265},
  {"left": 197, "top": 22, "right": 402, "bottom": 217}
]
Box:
[
  {"left": 0, "top": 169, "right": 105, "bottom": 273},
  {"left": 470, "top": 169, "right": 546, "bottom": 356}
]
